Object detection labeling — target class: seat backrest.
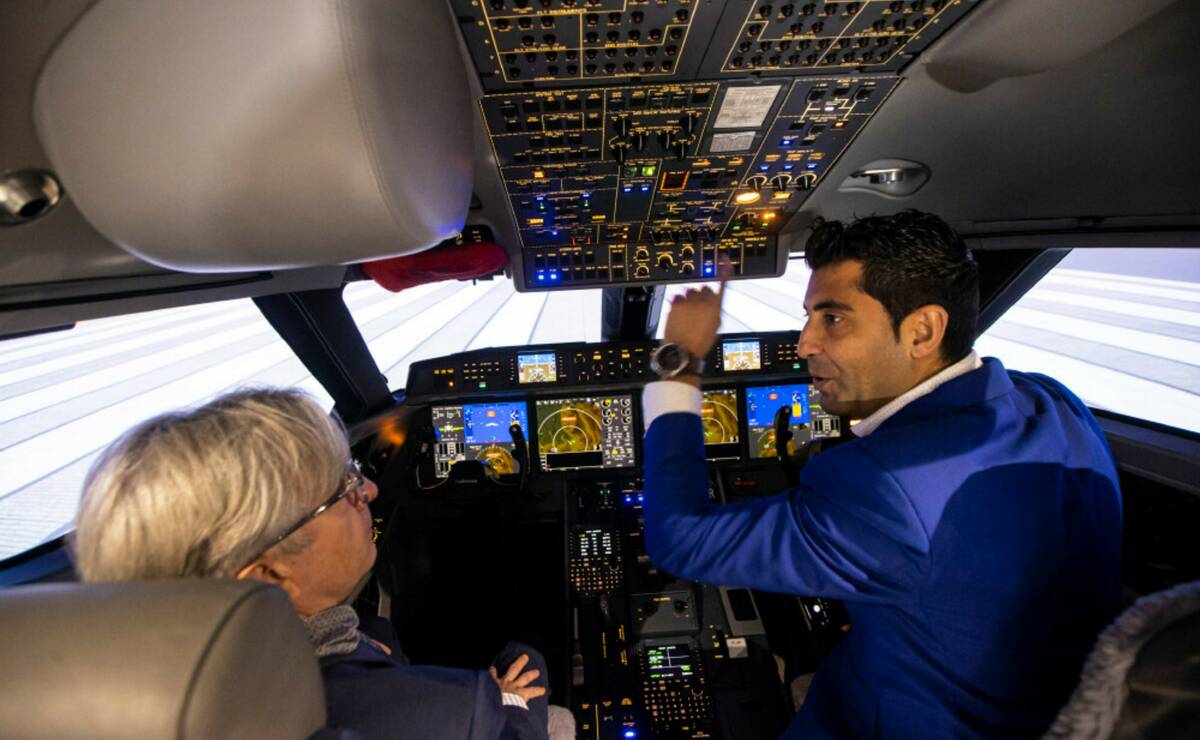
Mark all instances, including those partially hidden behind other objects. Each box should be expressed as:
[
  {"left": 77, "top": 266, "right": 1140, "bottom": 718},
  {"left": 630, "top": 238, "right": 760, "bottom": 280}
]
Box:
[
  {"left": 1044, "top": 579, "right": 1200, "bottom": 739},
  {"left": 0, "top": 579, "right": 326, "bottom": 740}
]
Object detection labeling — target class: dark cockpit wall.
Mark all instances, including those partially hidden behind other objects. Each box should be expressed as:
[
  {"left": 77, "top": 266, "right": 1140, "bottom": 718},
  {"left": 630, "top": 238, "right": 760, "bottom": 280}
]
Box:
[{"left": 1, "top": 1, "right": 1200, "bottom": 739}]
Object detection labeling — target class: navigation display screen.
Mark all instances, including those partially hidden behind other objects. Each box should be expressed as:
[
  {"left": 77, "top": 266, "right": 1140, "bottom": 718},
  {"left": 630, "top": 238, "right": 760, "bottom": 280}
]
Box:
[
  {"left": 517, "top": 352, "right": 557, "bottom": 384},
  {"left": 431, "top": 401, "right": 529, "bottom": 478},
  {"left": 745, "top": 384, "right": 839, "bottom": 458},
  {"left": 721, "top": 339, "right": 762, "bottom": 371},
  {"left": 700, "top": 389, "right": 740, "bottom": 461},
  {"left": 535, "top": 395, "right": 635, "bottom": 471}
]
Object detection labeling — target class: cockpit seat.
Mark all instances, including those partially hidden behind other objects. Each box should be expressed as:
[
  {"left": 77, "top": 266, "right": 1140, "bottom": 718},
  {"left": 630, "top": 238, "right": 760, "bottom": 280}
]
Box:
[
  {"left": 0, "top": 579, "right": 343, "bottom": 740},
  {"left": 1044, "top": 579, "right": 1200, "bottom": 739}
]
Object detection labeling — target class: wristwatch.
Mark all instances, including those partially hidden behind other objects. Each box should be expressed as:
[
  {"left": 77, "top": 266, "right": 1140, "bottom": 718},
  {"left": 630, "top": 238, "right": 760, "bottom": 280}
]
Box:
[{"left": 650, "top": 342, "right": 705, "bottom": 379}]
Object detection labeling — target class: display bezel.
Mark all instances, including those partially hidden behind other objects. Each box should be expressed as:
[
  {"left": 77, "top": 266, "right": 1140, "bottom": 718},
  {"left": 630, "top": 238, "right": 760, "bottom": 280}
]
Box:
[
  {"left": 516, "top": 351, "right": 558, "bottom": 384},
  {"left": 720, "top": 338, "right": 763, "bottom": 372},
  {"left": 428, "top": 399, "right": 534, "bottom": 480}
]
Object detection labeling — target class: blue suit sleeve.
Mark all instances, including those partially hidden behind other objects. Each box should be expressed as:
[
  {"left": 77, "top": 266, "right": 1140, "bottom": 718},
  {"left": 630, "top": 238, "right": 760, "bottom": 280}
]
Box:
[{"left": 642, "top": 413, "right": 929, "bottom": 602}]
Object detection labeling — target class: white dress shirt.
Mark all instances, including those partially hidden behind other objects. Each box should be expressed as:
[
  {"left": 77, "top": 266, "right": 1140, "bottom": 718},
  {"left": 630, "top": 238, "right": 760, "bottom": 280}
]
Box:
[{"left": 641, "top": 351, "right": 982, "bottom": 436}]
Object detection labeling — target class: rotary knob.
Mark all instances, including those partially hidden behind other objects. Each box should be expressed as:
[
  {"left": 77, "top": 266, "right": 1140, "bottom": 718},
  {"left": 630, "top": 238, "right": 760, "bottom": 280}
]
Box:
[
  {"left": 795, "top": 172, "right": 817, "bottom": 191},
  {"left": 634, "top": 264, "right": 651, "bottom": 278},
  {"left": 747, "top": 174, "right": 769, "bottom": 192},
  {"left": 771, "top": 174, "right": 793, "bottom": 192},
  {"left": 630, "top": 131, "right": 648, "bottom": 152},
  {"left": 657, "top": 253, "right": 676, "bottom": 270}
]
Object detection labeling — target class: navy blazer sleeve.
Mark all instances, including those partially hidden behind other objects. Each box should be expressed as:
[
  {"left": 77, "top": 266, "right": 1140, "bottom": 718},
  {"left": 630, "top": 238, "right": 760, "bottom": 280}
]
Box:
[{"left": 643, "top": 411, "right": 929, "bottom": 602}]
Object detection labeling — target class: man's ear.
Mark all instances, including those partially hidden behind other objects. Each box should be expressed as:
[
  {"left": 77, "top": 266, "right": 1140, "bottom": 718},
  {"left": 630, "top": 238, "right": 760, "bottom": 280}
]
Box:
[
  {"left": 237, "top": 556, "right": 302, "bottom": 604},
  {"left": 902, "top": 304, "right": 949, "bottom": 361}
]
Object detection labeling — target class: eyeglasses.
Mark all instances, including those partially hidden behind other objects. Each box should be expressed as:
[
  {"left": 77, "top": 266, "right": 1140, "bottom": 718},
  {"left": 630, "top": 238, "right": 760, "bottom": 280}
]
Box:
[{"left": 242, "top": 461, "right": 369, "bottom": 567}]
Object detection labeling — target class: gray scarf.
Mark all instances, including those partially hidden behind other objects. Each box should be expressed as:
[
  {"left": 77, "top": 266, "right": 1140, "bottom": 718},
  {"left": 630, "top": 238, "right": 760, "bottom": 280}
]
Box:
[{"left": 303, "top": 605, "right": 363, "bottom": 658}]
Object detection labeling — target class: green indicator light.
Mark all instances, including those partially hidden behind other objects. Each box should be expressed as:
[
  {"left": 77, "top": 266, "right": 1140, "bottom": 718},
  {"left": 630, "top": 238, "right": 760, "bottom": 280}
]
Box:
[
  {"left": 479, "top": 382, "right": 487, "bottom": 389},
  {"left": 793, "top": 363, "right": 801, "bottom": 369},
  {"left": 641, "top": 165, "right": 657, "bottom": 176}
]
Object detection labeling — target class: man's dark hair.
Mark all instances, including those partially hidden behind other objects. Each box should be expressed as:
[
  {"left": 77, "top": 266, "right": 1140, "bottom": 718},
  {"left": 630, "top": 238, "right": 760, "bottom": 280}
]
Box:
[{"left": 804, "top": 209, "right": 980, "bottom": 362}]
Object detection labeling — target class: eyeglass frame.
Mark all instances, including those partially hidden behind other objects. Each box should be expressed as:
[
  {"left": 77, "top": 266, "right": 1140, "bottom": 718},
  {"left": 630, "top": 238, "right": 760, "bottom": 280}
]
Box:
[{"left": 241, "top": 460, "right": 369, "bottom": 568}]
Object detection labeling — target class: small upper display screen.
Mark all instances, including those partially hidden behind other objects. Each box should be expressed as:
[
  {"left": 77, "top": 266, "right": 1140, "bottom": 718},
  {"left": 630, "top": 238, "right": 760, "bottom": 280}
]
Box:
[
  {"left": 644, "top": 643, "right": 695, "bottom": 680},
  {"left": 535, "top": 395, "right": 635, "bottom": 472},
  {"left": 721, "top": 339, "right": 762, "bottom": 371},
  {"left": 432, "top": 401, "right": 529, "bottom": 479},
  {"left": 745, "top": 384, "right": 839, "bottom": 459},
  {"left": 517, "top": 352, "right": 557, "bottom": 384}
]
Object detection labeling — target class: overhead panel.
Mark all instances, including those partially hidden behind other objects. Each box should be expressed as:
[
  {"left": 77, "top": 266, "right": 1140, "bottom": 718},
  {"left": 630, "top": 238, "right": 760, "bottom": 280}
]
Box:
[{"left": 451, "top": 0, "right": 981, "bottom": 291}]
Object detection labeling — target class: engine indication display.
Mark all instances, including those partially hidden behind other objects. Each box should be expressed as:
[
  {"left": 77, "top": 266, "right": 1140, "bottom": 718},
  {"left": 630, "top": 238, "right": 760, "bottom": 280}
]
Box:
[
  {"left": 535, "top": 395, "right": 635, "bottom": 471},
  {"left": 721, "top": 338, "right": 762, "bottom": 371},
  {"left": 432, "top": 401, "right": 530, "bottom": 478},
  {"left": 517, "top": 351, "right": 558, "bottom": 384},
  {"left": 745, "top": 383, "right": 838, "bottom": 458}
]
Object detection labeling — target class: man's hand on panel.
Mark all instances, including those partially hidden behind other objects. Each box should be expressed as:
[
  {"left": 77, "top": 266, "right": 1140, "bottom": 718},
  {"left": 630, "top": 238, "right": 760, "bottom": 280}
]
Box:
[{"left": 662, "top": 255, "right": 733, "bottom": 360}]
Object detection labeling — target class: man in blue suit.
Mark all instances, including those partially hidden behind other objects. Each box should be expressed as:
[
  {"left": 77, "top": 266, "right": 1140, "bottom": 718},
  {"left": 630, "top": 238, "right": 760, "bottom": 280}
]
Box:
[{"left": 641, "top": 211, "right": 1122, "bottom": 737}]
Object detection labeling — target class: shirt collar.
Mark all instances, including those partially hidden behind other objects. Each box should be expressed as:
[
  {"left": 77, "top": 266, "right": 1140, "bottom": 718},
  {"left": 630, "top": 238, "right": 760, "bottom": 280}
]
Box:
[{"left": 851, "top": 350, "right": 983, "bottom": 438}]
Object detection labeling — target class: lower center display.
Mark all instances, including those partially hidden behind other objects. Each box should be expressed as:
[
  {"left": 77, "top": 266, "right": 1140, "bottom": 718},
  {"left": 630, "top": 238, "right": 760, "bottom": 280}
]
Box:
[{"left": 536, "top": 395, "right": 636, "bottom": 471}]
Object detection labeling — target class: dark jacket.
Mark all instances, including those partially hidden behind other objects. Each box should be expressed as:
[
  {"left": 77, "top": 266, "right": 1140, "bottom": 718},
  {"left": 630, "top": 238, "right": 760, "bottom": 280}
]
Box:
[
  {"left": 320, "top": 619, "right": 549, "bottom": 740},
  {"left": 643, "top": 358, "right": 1123, "bottom": 738}
]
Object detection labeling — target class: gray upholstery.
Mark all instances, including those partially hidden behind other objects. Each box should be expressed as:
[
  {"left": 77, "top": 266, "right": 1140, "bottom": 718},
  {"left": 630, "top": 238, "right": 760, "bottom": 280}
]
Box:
[
  {"left": 1044, "top": 579, "right": 1200, "bottom": 739},
  {"left": 0, "top": 580, "right": 326, "bottom": 740},
  {"left": 32, "top": 0, "right": 472, "bottom": 272}
]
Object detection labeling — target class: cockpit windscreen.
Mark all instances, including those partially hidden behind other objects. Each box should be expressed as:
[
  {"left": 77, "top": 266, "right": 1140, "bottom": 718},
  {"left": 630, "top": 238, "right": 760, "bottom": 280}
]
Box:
[
  {"left": 432, "top": 401, "right": 529, "bottom": 478},
  {"left": 536, "top": 395, "right": 635, "bottom": 471}
]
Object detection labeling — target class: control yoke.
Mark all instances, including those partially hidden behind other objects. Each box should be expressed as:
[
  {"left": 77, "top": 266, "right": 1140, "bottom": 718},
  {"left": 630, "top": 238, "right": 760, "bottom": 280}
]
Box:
[{"left": 773, "top": 405, "right": 800, "bottom": 485}]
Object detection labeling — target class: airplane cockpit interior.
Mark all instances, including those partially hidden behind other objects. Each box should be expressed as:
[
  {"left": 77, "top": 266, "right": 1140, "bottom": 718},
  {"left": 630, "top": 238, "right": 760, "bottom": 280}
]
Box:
[{"left": 1, "top": 1, "right": 1198, "bottom": 738}]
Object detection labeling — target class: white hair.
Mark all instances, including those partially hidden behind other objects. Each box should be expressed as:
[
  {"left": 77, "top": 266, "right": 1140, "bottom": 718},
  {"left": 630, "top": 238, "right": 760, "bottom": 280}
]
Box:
[{"left": 73, "top": 387, "right": 349, "bottom": 581}]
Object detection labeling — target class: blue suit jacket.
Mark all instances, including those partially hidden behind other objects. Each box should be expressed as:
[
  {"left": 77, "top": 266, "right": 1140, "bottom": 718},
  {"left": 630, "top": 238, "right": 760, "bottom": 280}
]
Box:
[{"left": 643, "top": 358, "right": 1122, "bottom": 738}]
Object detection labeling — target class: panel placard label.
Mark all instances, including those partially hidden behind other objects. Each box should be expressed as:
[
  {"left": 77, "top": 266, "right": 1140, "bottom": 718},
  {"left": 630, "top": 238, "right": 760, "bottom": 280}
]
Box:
[{"left": 713, "top": 85, "right": 782, "bottom": 129}]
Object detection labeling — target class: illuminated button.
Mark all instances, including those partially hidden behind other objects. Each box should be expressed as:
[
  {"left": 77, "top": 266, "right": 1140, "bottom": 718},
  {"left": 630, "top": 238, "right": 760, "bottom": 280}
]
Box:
[{"left": 734, "top": 191, "right": 761, "bottom": 204}]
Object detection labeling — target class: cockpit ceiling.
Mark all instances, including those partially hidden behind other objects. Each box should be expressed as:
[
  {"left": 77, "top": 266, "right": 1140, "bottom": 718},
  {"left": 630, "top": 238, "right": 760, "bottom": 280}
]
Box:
[{"left": 451, "top": 0, "right": 981, "bottom": 291}]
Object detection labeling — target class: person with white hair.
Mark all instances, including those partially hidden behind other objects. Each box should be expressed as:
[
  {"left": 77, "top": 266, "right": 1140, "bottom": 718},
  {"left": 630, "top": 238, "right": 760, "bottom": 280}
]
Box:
[{"left": 73, "top": 387, "right": 551, "bottom": 740}]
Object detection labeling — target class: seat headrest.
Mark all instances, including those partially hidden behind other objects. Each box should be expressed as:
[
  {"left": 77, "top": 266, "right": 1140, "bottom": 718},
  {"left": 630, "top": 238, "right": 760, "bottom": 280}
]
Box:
[
  {"left": 0, "top": 580, "right": 325, "bottom": 740},
  {"left": 33, "top": 0, "right": 473, "bottom": 272}
]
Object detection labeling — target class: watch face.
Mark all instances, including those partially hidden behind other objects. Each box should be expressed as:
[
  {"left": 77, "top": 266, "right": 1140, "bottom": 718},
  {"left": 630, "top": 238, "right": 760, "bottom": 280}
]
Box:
[{"left": 653, "top": 344, "right": 687, "bottom": 375}]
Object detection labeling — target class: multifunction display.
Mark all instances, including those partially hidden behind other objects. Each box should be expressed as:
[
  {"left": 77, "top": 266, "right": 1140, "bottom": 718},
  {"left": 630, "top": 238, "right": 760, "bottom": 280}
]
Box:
[
  {"left": 432, "top": 401, "right": 530, "bottom": 478},
  {"left": 745, "top": 383, "right": 839, "bottom": 458},
  {"left": 700, "top": 388, "right": 740, "bottom": 461},
  {"left": 517, "top": 351, "right": 558, "bottom": 383},
  {"left": 644, "top": 643, "right": 695, "bottom": 680},
  {"left": 721, "top": 338, "right": 762, "bottom": 371},
  {"left": 536, "top": 395, "right": 636, "bottom": 471}
]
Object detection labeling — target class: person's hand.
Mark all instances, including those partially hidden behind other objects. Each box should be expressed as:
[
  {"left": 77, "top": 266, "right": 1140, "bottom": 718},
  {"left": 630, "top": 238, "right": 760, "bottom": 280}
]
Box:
[
  {"left": 489, "top": 653, "right": 546, "bottom": 703},
  {"left": 662, "top": 255, "right": 733, "bottom": 360}
]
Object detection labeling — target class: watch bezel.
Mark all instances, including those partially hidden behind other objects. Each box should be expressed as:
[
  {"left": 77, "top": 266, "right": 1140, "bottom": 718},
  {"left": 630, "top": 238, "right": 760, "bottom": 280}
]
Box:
[{"left": 651, "top": 342, "right": 697, "bottom": 378}]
